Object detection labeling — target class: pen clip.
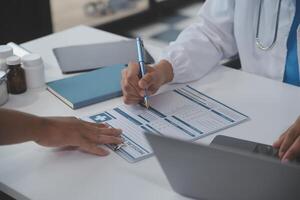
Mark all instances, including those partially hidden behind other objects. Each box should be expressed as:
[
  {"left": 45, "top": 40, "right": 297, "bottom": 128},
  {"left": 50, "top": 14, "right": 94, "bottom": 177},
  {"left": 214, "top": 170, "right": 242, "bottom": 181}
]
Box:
[
  {"left": 136, "top": 37, "right": 145, "bottom": 63},
  {"left": 140, "top": 39, "right": 144, "bottom": 48},
  {"left": 113, "top": 143, "right": 126, "bottom": 151}
]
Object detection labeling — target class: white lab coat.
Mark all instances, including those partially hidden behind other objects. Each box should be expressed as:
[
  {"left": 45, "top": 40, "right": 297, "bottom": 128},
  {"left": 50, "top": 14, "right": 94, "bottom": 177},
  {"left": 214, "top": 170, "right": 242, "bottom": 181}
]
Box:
[{"left": 162, "top": 0, "right": 299, "bottom": 83}]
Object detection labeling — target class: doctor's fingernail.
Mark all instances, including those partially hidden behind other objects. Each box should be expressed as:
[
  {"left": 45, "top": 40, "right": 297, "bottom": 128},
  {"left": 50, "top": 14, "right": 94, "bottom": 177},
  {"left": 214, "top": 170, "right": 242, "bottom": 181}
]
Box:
[{"left": 281, "top": 159, "right": 289, "bottom": 163}]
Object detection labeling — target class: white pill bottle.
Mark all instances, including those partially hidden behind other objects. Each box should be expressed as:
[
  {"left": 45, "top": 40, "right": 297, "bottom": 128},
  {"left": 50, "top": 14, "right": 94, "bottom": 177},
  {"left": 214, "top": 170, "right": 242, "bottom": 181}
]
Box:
[{"left": 22, "top": 54, "right": 46, "bottom": 89}]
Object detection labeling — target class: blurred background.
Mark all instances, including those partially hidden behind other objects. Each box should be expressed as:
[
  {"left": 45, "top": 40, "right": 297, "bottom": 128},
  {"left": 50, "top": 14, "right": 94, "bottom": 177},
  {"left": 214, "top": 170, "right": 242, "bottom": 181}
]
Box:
[{"left": 0, "top": 0, "right": 203, "bottom": 48}]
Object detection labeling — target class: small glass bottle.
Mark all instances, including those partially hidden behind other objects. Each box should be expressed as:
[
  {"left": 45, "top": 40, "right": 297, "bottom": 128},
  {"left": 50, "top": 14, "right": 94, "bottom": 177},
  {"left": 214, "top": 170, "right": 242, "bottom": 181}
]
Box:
[{"left": 6, "top": 56, "right": 27, "bottom": 94}]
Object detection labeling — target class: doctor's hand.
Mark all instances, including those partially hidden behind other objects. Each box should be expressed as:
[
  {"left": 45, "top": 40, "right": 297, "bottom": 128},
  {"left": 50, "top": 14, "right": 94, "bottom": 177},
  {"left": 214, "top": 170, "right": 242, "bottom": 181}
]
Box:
[
  {"left": 36, "top": 117, "right": 123, "bottom": 156},
  {"left": 121, "top": 60, "right": 174, "bottom": 105},
  {"left": 273, "top": 116, "right": 300, "bottom": 161}
]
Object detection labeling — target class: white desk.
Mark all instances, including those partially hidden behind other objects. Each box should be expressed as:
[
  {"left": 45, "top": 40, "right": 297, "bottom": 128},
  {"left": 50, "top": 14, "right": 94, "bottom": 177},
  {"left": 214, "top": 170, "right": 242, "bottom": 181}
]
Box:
[{"left": 1, "top": 25, "right": 300, "bottom": 200}]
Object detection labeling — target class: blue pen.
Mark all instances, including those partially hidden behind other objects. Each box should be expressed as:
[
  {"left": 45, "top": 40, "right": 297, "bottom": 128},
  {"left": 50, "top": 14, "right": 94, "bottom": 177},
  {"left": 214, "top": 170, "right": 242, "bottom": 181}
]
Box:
[{"left": 136, "top": 37, "right": 150, "bottom": 109}]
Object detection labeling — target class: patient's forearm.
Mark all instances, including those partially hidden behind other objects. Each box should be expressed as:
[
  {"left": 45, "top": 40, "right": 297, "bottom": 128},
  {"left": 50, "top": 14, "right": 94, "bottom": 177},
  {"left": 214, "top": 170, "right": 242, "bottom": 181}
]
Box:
[{"left": 0, "top": 108, "right": 43, "bottom": 145}]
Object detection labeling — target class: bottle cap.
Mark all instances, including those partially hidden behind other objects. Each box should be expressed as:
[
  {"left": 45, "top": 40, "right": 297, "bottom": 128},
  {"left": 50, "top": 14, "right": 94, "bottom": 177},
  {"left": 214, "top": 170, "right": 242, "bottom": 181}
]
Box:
[
  {"left": 22, "top": 54, "right": 43, "bottom": 67},
  {"left": 0, "top": 45, "right": 13, "bottom": 59},
  {"left": 6, "top": 56, "right": 21, "bottom": 66}
]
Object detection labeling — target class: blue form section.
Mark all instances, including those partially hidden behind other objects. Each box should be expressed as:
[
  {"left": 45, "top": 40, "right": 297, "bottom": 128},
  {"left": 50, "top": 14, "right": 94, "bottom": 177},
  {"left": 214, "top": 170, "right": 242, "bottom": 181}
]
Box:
[
  {"left": 141, "top": 125, "right": 152, "bottom": 133},
  {"left": 165, "top": 118, "right": 195, "bottom": 137},
  {"left": 186, "top": 85, "right": 248, "bottom": 118},
  {"left": 138, "top": 114, "right": 150, "bottom": 122},
  {"left": 105, "top": 111, "right": 116, "bottom": 119},
  {"left": 181, "top": 87, "right": 206, "bottom": 102},
  {"left": 114, "top": 108, "right": 142, "bottom": 126},
  {"left": 118, "top": 148, "right": 135, "bottom": 160},
  {"left": 211, "top": 110, "right": 234, "bottom": 123},
  {"left": 174, "top": 90, "right": 210, "bottom": 110},
  {"left": 148, "top": 107, "right": 167, "bottom": 118},
  {"left": 122, "top": 134, "right": 149, "bottom": 154},
  {"left": 146, "top": 124, "right": 162, "bottom": 135},
  {"left": 90, "top": 113, "right": 112, "bottom": 123},
  {"left": 175, "top": 87, "right": 235, "bottom": 123},
  {"left": 172, "top": 116, "right": 203, "bottom": 134}
]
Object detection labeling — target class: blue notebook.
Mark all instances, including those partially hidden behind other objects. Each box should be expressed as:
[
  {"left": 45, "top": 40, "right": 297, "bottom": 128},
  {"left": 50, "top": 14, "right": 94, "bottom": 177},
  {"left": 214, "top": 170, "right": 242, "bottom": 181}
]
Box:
[{"left": 47, "top": 65, "right": 125, "bottom": 109}]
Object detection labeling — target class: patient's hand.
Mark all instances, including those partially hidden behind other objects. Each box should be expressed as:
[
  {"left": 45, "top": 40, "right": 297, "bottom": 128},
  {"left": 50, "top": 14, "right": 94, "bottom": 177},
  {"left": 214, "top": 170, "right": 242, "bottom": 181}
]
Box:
[
  {"left": 36, "top": 117, "right": 123, "bottom": 156},
  {"left": 273, "top": 116, "right": 300, "bottom": 161}
]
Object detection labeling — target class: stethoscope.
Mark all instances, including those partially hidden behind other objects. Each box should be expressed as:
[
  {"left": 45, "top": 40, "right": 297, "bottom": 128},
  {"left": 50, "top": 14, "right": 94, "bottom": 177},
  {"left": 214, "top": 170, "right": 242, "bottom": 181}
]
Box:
[{"left": 256, "top": 0, "right": 282, "bottom": 50}]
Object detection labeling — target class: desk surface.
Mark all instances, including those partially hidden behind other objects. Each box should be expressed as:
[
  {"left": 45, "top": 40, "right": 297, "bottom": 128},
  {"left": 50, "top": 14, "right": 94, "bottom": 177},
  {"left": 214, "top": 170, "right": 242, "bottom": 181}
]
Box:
[{"left": 1, "top": 26, "right": 300, "bottom": 200}]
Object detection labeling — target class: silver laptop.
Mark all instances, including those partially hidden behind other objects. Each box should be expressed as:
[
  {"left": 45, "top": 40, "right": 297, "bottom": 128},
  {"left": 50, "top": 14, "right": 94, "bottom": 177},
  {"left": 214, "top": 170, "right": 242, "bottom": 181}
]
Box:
[{"left": 145, "top": 134, "right": 300, "bottom": 200}]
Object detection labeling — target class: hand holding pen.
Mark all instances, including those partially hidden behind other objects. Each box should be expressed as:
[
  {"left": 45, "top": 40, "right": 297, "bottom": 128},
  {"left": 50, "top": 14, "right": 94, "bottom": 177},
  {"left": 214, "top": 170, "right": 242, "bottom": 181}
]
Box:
[{"left": 121, "top": 39, "right": 174, "bottom": 106}]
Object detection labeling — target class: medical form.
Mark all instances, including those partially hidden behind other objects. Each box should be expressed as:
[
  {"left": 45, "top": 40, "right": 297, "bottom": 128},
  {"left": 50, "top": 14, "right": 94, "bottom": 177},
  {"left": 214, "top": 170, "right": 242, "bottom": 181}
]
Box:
[{"left": 82, "top": 85, "right": 249, "bottom": 163}]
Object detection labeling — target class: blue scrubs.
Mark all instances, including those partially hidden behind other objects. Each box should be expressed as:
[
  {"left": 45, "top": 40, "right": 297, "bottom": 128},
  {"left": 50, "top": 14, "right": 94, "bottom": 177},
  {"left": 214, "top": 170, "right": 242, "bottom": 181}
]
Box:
[{"left": 283, "top": 1, "right": 300, "bottom": 86}]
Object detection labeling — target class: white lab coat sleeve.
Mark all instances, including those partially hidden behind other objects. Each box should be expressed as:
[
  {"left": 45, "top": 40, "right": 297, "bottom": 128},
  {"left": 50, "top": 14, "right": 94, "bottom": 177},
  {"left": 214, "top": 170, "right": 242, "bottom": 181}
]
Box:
[{"left": 161, "top": 0, "right": 238, "bottom": 83}]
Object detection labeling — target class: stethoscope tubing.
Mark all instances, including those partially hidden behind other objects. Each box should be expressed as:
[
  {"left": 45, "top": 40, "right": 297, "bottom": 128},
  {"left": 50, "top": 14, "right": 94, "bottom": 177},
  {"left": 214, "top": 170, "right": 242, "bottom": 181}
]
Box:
[{"left": 255, "top": 0, "right": 282, "bottom": 51}]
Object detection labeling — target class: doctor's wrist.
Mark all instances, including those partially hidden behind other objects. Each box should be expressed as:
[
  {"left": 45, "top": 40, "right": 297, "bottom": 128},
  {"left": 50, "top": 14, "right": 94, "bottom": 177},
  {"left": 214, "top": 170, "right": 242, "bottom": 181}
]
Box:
[{"left": 155, "top": 60, "right": 174, "bottom": 85}]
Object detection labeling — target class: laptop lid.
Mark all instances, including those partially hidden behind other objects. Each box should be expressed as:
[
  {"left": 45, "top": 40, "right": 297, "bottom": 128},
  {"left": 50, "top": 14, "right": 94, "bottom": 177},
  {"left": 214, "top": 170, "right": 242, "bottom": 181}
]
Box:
[
  {"left": 53, "top": 40, "right": 155, "bottom": 74},
  {"left": 145, "top": 133, "right": 300, "bottom": 200}
]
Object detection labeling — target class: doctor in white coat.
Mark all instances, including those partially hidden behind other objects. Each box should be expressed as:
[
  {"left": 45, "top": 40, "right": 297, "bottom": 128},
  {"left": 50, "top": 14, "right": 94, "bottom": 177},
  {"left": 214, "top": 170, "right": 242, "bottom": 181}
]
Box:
[{"left": 121, "top": 0, "right": 300, "bottom": 161}]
